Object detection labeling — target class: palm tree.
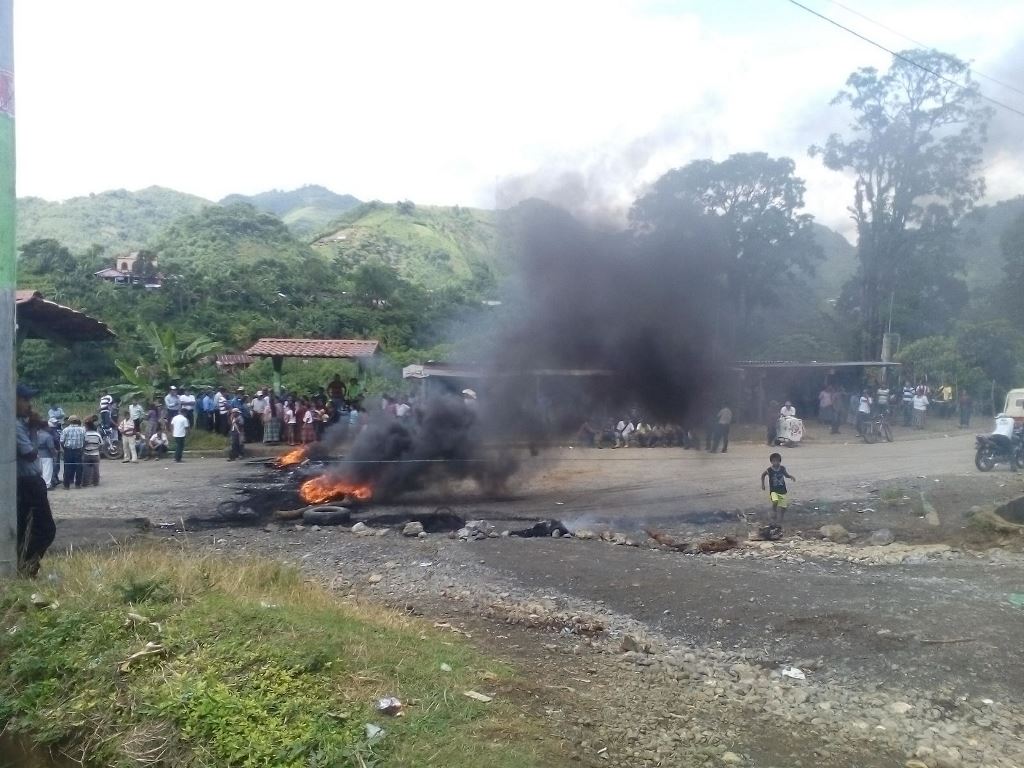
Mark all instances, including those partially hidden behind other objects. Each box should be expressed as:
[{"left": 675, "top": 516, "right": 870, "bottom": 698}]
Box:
[{"left": 114, "top": 323, "right": 221, "bottom": 401}]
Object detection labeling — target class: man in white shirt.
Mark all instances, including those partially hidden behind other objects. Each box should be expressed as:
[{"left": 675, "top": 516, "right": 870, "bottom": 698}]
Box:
[
  {"left": 856, "top": 391, "right": 872, "bottom": 436},
  {"left": 251, "top": 390, "right": 269, "bottom": 442},
  {"left": 99, "top": 391, "right": 114, "bottom": 428},
  {"left": 780, "top": 401, "right": 796, "bottom": 418},
  {"left": 215, "top": 388, "right": 229, "bottom": 434},
  {"left": 912, "top": 390, "right": 929, "bottom": 429},
  {"left": 164, "top": 386, "right": 181, "bottom": 421},
  {"left": 170, "top": 411, "right": 190, "bottom": 462},
  {"left": 178, "top": 388, "right": 196, "bottom": 426},
  {"left": 994, "top": 413, "right": 1015, "bottom": 439}
]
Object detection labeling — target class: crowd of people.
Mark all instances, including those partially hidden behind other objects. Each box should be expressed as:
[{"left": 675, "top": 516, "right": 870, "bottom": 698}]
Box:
[
  {"left": 34, "top": 374, "right": 419, "bottom": 480},
  {"left": 576, "top": 405, "right": 736, "bottom": 453},
  {"left": 813, "top": 381, "right": 973, "bottom": 436}
]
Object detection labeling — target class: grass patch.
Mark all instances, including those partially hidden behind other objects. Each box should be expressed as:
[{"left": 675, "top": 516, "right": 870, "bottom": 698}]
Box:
[
  {"left": 0, "top": 547, "right": 568, "bottom": 768},
  {"left": 181, "top": 429, "right": 228, "bottom": 452},
  {"left": 880, "top": 487, "right": 905, "bottom": 507}
]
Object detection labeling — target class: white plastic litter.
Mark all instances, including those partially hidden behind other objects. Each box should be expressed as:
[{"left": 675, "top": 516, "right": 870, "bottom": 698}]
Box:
[{"left": 781, "top": 666, "right": 806, "bottom": 680}]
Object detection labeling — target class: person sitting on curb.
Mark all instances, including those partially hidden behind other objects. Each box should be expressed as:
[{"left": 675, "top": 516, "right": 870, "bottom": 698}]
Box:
[{"left": 149, "top": 425, "right": 169, "bottom": 460}]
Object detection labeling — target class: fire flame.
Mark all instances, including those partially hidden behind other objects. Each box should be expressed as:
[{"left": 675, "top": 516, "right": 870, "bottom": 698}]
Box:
[
  {"left": 275, "top": 447, "right": 308, "bottom": 468},
  {"left": 300, "top": 475, "right": 373, "bottom": 504}
]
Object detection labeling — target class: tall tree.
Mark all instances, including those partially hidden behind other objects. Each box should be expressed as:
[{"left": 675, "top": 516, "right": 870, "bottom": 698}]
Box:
[
  {"left": 1001, "top": 210, "right": 1024, "bottom": 326},
  {"left": 811, "top": 49, "right": 992, "bottom": 358},
  {"left": 630, "top": 152, "right": 822, "bottom": 352}
]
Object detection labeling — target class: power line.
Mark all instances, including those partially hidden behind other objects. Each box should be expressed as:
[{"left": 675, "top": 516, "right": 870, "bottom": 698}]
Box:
[
  {"left": 786, "top": 0, "right": 1024, "bottom": 119},
  {"left": 826, "top": 0, "right": 1024, "bottom": 99}
]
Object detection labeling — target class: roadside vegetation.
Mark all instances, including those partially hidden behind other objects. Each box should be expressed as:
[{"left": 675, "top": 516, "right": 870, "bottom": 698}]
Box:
[{"left": 0, "top": 547, "right": 568, "bottom": 768}]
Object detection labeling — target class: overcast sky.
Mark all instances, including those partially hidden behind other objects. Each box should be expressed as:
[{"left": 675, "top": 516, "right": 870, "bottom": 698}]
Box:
[{"left": 13, "top": 1, "right": 1024, "bottom": 236}]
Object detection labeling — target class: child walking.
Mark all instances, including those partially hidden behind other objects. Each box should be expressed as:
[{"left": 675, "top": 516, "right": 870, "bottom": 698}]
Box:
[{"left": 760, "top": 452, "right": 796, "bottom": 526}]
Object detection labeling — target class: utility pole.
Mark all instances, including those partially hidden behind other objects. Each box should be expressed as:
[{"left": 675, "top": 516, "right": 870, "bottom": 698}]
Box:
[{"left": 0, "top": 0, "right": 15, "bottom": 576}]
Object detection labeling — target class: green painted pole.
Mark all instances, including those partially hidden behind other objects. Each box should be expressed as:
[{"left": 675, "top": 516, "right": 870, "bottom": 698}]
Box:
[
  {"left": 0, "top": 0, "right": 15, "bottom": 576},
  {"left": 272, "top": 356, "right": 283, "bottom": 397}
]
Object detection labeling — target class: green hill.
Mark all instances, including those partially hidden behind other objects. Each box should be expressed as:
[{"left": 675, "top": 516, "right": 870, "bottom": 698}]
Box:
[
  {"left": 220, "top": 185, "right": 361, "bottom": 239},
  {"left": 16, "top": 186, "right": 210, "bottom": 254},
  {"left": 314, "top": 201, "right": 501, "bottom": 291},
  {"left": 152, "top": 203, "right": 323, "bottom": 272}
]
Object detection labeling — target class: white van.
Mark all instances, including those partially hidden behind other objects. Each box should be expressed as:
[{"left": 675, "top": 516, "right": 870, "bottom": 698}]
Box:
[{"left": 1004, "top": 389, "right": 1024, "bottom": 424}]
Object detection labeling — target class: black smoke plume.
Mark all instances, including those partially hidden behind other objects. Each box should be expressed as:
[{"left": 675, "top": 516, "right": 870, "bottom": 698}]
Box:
[{"left": 314, "top": 197, "right": 733, "bottom": 500}]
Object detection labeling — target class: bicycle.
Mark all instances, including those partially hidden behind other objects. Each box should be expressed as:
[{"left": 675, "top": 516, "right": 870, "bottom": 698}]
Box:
[{"left": 862, "top": 410, "right": 894, "bottom": 444}]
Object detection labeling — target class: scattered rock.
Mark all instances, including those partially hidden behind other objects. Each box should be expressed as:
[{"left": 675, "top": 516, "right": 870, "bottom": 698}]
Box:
[
  {"left": 620, "top": 634, "right": 650, "bottom": 653},
  {"left": 402, "top": 521, "right": 425, "bottom": 537},
  {"left": 367, "top": 573, "right": 383, "bottom": 584},
  {"left": 721, "top": 752, "right": 743, "bottom": 764},
  {"left": 890, "top": 701, "right": 914, "bottom": 715},
  {"left": 869, "top": 528, "right": 895, "bottom": 546},
  {"left": 573, "top": 529, "right": 596, "bottom": 540},
  {"left": 819, "top": 524, "right": 851, "bottom": 543},
  {"left": 351, "top": 522, "right": 373, "bottom": 536}
]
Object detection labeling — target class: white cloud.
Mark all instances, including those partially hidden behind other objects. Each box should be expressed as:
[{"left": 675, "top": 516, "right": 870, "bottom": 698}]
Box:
[{"left": 12, "top": 0, "right": 1024, "bottom": 236}]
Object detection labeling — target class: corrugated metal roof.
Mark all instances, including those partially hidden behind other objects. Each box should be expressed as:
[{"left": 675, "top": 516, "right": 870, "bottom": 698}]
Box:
[
  {"left": 15, "top": 290, "right": 115, "bottom": 342},
  {"left": 245, "top": 338, "right": 379, "bottom": 359},
  {"left": 735, "top": 360, "right": 900, "bottom": 369}
]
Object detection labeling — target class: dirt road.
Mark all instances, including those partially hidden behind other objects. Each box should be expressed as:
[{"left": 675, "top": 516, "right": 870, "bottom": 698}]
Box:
[{"left": 40, "top": 431, "right": 1024, "bottom": 767}]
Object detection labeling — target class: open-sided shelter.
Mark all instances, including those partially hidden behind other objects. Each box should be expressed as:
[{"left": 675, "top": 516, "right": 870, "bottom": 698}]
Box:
[
  {"left": 15, "top": 289, "right": 115, "bottom": 345},
  {"left": 244, "top": 338, "right": 380, "bottom": 394}
]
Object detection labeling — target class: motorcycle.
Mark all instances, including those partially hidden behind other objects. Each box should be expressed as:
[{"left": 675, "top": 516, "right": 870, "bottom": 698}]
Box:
[
  {"left": 974, "top": 431, "right": 1023, "bottom": 472},
  {"left": 98, "top": 422, "right": 123, "bottom": 460}
]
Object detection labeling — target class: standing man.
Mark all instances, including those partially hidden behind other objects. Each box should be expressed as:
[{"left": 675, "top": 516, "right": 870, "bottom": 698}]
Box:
[
  {"left": 170, "top": 409, "right": 190, "bottom": 462},
  {"left": 98, "top": 390, "right": 114, "bottom": 429},
  {"left": 201, "top": 389, "right": 215, "bottom": 431},
  {"left": 215, "top": 387, "right": 230, "bottom": 434},
  {"left": 712, "top": 403, "right": 733, "bottom": 453},
  {"left": 250, "top": 389, "right": 268, "bottom": 443},
  {"left": 912, "top": 387, "right": 930, "bottom": 430},
  {"left": 118, "top": 411, "right": 138, "bottom": 463},
  {"left": 129, "top": 398, "right": 144, "bottom": 435},
  {"left": 15, "top": 385, "right": 56, "bottom": 577},
  {"left": 60, "top": 415, "right": 85, "bottom": 489},
  {"left": 856, "top": 390, "right": 872, "bottom": 436},
  {"left": 47, "top": 401, "right": 65, "bottom": 425},
  {"left": 179, "top": 387, "right": 196, "bottom": 426},
  {"left": 958, "top": 390, "right": 973, "bottom": 429},
  {"left": 164, "top": 386, "right": 181, "bottom": 422},
  {"left": 902, "top": 382, "right": 915, "bottom": 427},
  {"left": 81, "top": 418, "right": 102, "bottom": 487}
]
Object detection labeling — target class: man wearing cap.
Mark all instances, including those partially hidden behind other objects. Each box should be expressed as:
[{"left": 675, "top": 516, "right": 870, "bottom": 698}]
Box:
[
  {"left": 15, "top": 384, "right": 57, "bottom": 577},
  {"left": 60, "top": 415, "right": 86, "bottom": 489},
  {"left": 250, "top": 389, "right": 268, "bottom": 443},
  {"left": 179, "top": 387, "right": 196, "bottom": 427},
  {"left": 164, "top": 386, "right": 181, "bottom": 422}
]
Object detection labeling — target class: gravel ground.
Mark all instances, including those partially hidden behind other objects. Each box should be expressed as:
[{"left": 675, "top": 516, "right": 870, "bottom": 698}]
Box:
[{"left": 41, "top": 432, "right": 1024, "bottom": 768}]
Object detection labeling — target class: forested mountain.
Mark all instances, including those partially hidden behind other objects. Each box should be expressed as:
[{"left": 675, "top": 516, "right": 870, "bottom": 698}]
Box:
[
  {"left": 12, "top": 181, "right": 1024, "bottom": 400},
  {"left": 16, "top": 186, "right": 209, "bottom": 253},
  {"left": 314, "top": 201, "right": 501, "bottom": 291},
  {"left": 959, "top": 196, "right": 1024, "bottom": 294},
  {"left": 220, "top": 185, "right": 361, "bottom": 239}
]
